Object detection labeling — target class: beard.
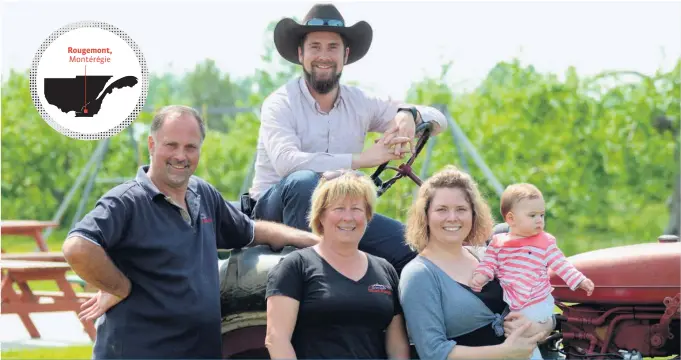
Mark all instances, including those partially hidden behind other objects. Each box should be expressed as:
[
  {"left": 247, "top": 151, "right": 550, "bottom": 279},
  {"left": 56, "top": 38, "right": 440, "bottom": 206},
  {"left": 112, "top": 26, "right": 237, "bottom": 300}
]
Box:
[
  {"left": 164, "top": 160, "right": 192, "bottom": 188},
  {"left": 304, "top": 63, "right": 342, "bottom": 94}
]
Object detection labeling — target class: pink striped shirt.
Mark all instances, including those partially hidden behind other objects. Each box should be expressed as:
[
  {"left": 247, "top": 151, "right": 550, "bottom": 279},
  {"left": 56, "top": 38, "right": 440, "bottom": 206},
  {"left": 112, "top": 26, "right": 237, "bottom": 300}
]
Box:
[{"left": 474, "top": 231, "right": 586, "bottom": 311}]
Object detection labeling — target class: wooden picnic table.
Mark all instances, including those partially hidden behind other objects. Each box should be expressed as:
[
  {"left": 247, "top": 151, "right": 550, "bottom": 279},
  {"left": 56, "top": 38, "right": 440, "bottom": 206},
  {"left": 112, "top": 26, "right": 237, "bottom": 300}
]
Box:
[
  {"left": 1, "top": 259, "right": 97, "bottom": 341},
  {"left": 1, "top": 251, "right": 66, "bottom": 262},
  {"left": 1, "top": 252, "right": 96, "bottom": 298},
  {"left": 1, "top": 220, "right": 59, "bottom": 252}
]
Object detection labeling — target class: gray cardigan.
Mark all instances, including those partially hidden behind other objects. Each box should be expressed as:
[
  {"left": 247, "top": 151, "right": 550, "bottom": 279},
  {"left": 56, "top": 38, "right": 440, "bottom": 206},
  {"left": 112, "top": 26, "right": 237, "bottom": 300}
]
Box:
[{"left": 398, "top": 251, "right": 509, "bottom": 360}]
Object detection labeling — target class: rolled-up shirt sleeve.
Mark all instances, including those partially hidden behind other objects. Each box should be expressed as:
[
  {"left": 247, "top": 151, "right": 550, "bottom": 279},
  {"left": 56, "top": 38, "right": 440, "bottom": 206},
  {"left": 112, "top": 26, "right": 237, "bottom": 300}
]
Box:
[
  {"left": 399, "top": 263, "right": 456, "bottom": 360},
  {"left": 363, "top": 90, "right": 448, "bottom": 136},
  {"left": 259, "top": 93, "right": 353, "bottom": 177}
]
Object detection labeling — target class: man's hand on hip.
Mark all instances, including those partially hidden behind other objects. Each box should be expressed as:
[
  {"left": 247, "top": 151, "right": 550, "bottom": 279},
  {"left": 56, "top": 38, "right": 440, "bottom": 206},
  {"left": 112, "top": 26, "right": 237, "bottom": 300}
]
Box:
[
  {"left": 79, "top": 290, "right": 127, "bottom": 321},
  {"left": 381, "top": 111, "right": 416, "bottom": 156}
]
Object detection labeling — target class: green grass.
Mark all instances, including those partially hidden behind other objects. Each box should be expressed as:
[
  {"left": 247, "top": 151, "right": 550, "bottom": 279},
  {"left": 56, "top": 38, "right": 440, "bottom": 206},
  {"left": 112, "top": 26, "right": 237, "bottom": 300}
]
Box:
[
  {"left": 2, "top": 228, "right": 71, "bottom": 254},
  {"left": 1, "top": 346, "right": 92, "bottom": 359},
  {"left": 551, "top": 226, "right": 644, "bottom": 256},
  {"left": 547, "top": 202, "right": 669, "bottom": 257},
  {"left": 2, "top": 228, "right": 87, "bottom": 292}
]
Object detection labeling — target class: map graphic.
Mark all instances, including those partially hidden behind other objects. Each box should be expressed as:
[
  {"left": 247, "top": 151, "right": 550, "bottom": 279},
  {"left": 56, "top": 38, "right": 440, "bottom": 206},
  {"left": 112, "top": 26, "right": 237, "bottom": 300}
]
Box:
[
  {"left": 30, "top": 21, "right": 148, "bottom": 140},
  {"left": 44, "top": 70, "right": 138, "bottom": 117}
]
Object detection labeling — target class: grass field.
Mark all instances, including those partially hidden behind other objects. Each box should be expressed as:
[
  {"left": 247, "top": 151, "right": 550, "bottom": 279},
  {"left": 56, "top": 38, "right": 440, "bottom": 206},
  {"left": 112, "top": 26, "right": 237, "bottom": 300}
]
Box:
[
  {"left": 2, "top": 227, "right": 71, "bottom": 254},
  {"left": 1, "top": 346, "right": 93, "bottom": 359}
]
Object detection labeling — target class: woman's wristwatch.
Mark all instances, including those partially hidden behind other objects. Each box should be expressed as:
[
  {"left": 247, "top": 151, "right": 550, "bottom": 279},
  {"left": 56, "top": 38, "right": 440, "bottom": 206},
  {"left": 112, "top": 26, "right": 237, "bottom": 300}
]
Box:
[
  {"left": 552, "top": 314, "right": 557, "bottom": 329},
  {"left": 538, "top": 314, "right": 557, "bottom": 330}
]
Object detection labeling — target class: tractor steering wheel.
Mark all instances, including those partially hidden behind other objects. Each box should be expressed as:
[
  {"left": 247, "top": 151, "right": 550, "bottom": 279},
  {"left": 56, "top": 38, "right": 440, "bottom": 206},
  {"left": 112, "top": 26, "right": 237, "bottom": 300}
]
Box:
[{"left": 370, "top": 121, "right": 434, "bottom": 197}]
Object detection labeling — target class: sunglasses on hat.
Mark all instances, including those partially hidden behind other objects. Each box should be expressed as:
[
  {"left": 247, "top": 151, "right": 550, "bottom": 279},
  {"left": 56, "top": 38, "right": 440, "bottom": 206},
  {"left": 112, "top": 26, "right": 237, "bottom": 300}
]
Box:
[{"left": 306, "top": 18, "right": 345, "bottom": 27}]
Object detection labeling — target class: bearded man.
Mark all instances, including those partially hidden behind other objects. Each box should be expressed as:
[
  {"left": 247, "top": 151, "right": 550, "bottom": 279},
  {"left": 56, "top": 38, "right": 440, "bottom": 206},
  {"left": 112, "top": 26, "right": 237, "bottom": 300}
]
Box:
[{"left": 248, "top": 3, "right": 449, "bottom": 274}]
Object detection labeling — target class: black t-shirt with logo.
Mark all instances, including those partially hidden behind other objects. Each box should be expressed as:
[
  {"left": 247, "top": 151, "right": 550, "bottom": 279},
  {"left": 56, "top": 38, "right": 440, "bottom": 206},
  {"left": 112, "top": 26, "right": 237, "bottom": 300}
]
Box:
[{"left": 266, "top": 246, "right": 402, "bottom": 359}]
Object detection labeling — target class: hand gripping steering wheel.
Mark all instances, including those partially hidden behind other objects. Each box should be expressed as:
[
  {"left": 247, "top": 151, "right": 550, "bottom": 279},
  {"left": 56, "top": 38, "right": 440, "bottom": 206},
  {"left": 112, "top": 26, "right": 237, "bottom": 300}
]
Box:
[{"left": 369, "top": 121, "right": 434, "bottom": 197}]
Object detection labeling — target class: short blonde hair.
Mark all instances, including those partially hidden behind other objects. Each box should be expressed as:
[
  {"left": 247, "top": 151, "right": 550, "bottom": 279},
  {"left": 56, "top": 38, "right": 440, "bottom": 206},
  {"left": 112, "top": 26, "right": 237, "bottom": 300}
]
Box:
[
  {"left": 500, "top": 183, "right": 543, "bottom": 220},
  {"left": 308, "top": 170, "right": 377, "bottom": 236},
  {"left": 405, "top": 165, "right": 494, "bottom": 252}
]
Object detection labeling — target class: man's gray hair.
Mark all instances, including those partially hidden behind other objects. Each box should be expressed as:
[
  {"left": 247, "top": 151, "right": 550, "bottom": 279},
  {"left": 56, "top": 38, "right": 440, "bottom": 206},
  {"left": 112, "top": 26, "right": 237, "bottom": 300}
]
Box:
[{"left": 150, "top": 105, "right": 206, "bottom": 141}]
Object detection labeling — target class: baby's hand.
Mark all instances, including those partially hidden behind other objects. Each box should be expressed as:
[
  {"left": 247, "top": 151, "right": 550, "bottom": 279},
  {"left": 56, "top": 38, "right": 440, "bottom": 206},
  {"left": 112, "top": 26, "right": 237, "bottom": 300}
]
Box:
[
  {"left": 469, "top": 273, "right": 489, "bottom": 292},
  {"left": 579, "top": 278, "right": 594, "bottom": 296}
]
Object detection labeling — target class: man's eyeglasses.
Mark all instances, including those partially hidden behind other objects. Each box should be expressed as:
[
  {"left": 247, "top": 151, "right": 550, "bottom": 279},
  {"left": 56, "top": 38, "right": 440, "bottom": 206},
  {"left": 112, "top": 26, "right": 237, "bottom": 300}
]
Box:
[
  {"left": 321, "top": 169, "right": 365, "bottom": 181},
  {"left": 306, "top": 18, "right": 345, "bottom": 27}
]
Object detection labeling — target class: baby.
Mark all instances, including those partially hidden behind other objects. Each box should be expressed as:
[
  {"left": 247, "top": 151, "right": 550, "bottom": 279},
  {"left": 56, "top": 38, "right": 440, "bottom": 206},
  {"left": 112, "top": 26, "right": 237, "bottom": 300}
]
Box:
[{"left": 470, "top": 183, "right": 594, "bottom": 360}]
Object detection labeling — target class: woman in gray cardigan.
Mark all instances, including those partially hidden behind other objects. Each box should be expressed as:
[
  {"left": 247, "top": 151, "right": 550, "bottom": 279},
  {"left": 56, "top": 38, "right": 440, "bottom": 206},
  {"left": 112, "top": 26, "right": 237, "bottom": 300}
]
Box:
[{"left": 398, "top": 166, "right": 555, "bottom": 360}]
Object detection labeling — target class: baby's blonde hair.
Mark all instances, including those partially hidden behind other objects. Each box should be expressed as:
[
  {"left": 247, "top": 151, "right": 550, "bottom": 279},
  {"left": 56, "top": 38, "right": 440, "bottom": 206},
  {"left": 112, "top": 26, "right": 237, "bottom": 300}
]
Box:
[
  {"left": 500, "top": 183, "right": 543, "bottom": 220},
  {"left": 405, "top": 165, "right": 494, "bottom": 252},
  {"left": 308, "top": 170, "right": 377, "bottom": 236}
]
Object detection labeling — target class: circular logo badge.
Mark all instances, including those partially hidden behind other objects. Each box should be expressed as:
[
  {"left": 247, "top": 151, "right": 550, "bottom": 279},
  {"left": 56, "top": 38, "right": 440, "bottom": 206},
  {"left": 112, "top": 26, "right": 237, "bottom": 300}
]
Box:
[{"left": 30, "top": 21, "right": 149, "bottom": 140}]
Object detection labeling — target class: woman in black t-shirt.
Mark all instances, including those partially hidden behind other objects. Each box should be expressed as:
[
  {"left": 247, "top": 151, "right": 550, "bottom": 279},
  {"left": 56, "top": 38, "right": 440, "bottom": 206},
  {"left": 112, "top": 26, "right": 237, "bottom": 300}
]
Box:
[{"left": 265, "top": 170, "right": 410, "bottom": 359}]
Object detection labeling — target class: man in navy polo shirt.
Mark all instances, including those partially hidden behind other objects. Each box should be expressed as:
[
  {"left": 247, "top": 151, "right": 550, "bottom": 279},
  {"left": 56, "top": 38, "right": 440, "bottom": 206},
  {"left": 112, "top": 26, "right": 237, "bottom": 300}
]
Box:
[{"left": 62, "top": 105, "right": 320, "bottom": 359}]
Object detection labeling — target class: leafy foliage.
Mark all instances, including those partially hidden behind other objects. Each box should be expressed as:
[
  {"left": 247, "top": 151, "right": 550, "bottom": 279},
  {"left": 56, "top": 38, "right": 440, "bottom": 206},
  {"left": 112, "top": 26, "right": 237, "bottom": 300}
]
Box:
[
  {"left": 405, "top": 59, "right": 679, "bottom": 247},
  {"left": 1, "top": 22, "right": 678, "bottom": 256}
]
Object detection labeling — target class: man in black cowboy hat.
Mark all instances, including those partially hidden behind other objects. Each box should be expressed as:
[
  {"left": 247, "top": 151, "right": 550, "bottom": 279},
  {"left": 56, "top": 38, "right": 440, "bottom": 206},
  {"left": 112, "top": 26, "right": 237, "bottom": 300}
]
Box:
[{"left": 248, "top": 3, "right": 448, "bottom": 274}]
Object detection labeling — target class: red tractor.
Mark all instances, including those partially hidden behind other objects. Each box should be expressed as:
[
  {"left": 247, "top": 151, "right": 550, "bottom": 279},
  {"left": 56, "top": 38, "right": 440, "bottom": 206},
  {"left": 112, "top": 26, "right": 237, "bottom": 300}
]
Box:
[{"left": 545, "top": 235, "right": 680, "bottom": 360}]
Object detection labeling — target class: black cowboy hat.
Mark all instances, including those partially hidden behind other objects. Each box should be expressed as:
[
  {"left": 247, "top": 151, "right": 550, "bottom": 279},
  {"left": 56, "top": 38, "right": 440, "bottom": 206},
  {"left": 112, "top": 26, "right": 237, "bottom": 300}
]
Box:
[{"left": 273, "top": 3, "right": 373, "bottom": 65}]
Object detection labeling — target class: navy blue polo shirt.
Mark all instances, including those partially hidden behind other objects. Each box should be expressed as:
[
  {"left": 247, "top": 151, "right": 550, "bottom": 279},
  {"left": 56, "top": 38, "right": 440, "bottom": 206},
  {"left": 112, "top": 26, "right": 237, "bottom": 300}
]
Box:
[{"left": 68, "top": 165, "right": 254, "bottom": 359}]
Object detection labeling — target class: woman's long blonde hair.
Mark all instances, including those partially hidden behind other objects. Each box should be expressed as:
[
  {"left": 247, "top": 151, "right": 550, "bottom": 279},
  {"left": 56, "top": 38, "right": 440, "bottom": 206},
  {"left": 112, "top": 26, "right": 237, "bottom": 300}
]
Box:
[{"left": 405, "top": 165, "right": 494, "bottom": 253}]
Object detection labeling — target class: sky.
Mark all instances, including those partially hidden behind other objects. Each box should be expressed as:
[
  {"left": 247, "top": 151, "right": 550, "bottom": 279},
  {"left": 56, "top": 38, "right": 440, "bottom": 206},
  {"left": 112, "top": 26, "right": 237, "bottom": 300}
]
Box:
[{"left": 2, "top": 0, "right": 680, "bottom": 99}]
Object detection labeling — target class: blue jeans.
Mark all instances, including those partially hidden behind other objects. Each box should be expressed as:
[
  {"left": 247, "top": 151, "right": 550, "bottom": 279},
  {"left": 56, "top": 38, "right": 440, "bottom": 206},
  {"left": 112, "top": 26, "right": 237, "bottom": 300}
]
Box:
[{"left": 252, "top": 170, "right": 417, "bottom": 274}]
